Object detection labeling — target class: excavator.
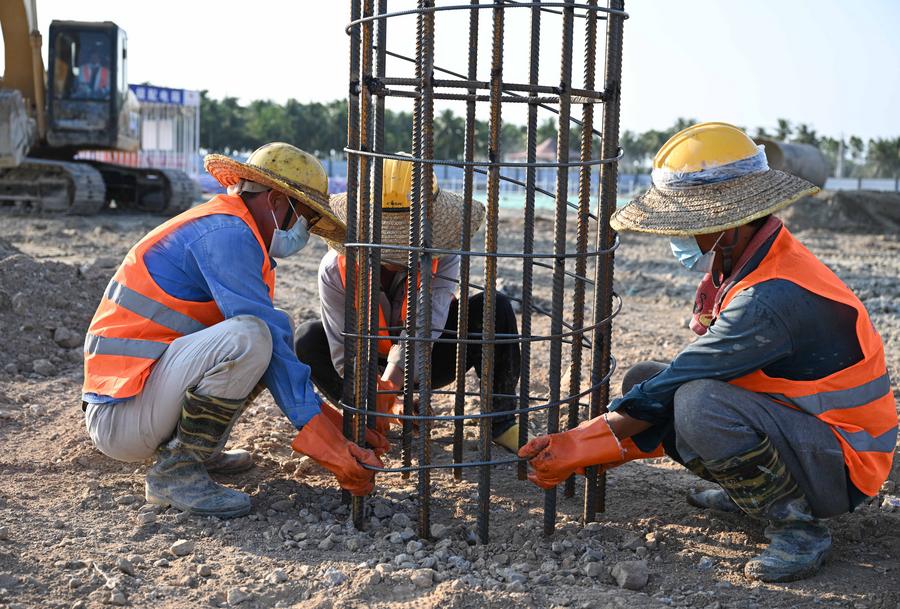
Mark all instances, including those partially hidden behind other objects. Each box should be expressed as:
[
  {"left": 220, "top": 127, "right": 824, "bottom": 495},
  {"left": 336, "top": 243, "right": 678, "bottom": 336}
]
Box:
[{"left": 0, "top": 0, "right": 197, "bottom": 215}]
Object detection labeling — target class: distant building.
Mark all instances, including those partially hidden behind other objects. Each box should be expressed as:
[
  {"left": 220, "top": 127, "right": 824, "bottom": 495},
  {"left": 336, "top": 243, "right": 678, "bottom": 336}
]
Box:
[{"left": 78, "top": 83, "right": 201, "bottom": 178}]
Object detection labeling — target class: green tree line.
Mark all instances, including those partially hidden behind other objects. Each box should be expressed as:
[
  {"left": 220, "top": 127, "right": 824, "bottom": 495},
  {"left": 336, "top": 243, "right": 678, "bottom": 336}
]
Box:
[{"left": 200, "top": 92, "right": 900, "bottom": 179}]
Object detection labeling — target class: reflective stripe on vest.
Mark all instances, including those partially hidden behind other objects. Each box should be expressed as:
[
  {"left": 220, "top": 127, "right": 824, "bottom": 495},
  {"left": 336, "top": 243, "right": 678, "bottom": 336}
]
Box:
[
  {"left": 83, "top": 195, "right": 275, "bottom": 399},
  {"left": 335, "top": 254, "right": 440, "bottom": 357},
  {"left": 721, "top": 226, "right": 897, "bottom": 496}
]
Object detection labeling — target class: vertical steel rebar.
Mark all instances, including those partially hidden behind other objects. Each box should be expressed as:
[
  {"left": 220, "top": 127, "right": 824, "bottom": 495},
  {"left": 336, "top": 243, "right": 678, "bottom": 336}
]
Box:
[
  {"left": 564, "top": 0, "right": 598, "bottom": 501},
  {"left": 415, "top": 0, "right": 437, "bottom": 540},
  {"left": 402, "top": 4, "right": 425, "bottom": 480},
  {"left": 479, "top": 2, "right": 505, "bottom": 544},
  {"left": 342, "top": 0, "right": 363, "bottom": 512},
  {"left": 543, "top": 0, "right": 575, "bottom": 537},
  {"left": 585, "top": 0, "right": 625, "bottom": 519},
  {"left": 351, "top": 0, "right": 377, "bottom": 529},
  {"left": 517, "top": 0, "right": 541, "bottom": 482},
  {"left": 367, "top": 0, "right": 388, "bottom": 474},
  {"left": 452, "top": 0, "right": 479, "bottom": 481}
]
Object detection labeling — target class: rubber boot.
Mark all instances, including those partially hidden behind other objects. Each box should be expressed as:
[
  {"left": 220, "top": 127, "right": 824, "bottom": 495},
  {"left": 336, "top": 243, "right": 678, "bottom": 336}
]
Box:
[
  {"left": 145, "top": 389, "right": 251, "bottom": 518},
  {"left": 702, "top": 436, "right": 832, "bottom": 582},
  {"left": 204, "top": 381, "right": 265, "bottom": 475}
]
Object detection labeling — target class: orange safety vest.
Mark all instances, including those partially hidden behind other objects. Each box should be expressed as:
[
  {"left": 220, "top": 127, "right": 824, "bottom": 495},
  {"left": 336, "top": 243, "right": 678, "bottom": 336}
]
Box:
[
  {"left": 336, "top": 254, "right": 439, "bottom": 357},
  {"left": 80, "top": 64, "right": 110, "bottom": 91},
  {"left": 720, "top": 227, "right": 897, "bottom": 496},
  {"left": 83, "top": 195, "right": 275, "bottom": 399}
]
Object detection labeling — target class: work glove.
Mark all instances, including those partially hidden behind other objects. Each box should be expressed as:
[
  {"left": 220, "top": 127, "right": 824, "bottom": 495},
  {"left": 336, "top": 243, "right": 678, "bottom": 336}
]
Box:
[
  {"left": 375, "top": 378, "right": 403, "bottom": 435},
  {"left": 319, "top": 402, "right": 391, "bottom": 457},
  {"left": 593, "top": 436, "right": 666, "bottom": 473},
  {"left": 291, "top": 413, "right": 384, "bottom": 496},
  {"left": 518, "top": 415, "right": 626, "bottom": 489}
]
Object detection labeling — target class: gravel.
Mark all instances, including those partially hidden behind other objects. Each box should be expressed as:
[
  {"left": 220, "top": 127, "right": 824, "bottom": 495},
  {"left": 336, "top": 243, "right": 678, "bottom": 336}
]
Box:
[
  {"left": 611, "top": 560, "right": 649, "bottom": 590},
  {"left": 170, "top": 539, "right": 195, "bottom": 557}
]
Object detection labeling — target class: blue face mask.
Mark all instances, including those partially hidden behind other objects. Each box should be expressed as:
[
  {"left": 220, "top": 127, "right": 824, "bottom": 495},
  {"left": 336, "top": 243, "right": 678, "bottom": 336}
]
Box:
[
  {"left": 269, "top": 201, "right": 309, "bottom": 258},
  {"left": 669, "top": 235, "right": 716, "bottom": 273}
]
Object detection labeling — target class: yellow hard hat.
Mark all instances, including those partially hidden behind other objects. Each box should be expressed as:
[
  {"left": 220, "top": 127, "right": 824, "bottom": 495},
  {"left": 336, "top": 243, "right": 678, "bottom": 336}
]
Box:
[
  {"left": 205, "top": 142, "right": 345, "bottom": 242},
  {"left": 610, "top": 121, "right": 819, "bottom": 236},
  {"left": 653, "top": 122, "right": 759, "bottom": 173},
  {"left": 381, "top": 156, "right": 438, "bottom": 211}
]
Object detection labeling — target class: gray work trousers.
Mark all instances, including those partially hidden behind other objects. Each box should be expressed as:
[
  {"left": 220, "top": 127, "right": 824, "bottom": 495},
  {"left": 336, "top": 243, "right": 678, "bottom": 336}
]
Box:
[{"left": 624, "top": 361, "right": 851, "bottom": 519}]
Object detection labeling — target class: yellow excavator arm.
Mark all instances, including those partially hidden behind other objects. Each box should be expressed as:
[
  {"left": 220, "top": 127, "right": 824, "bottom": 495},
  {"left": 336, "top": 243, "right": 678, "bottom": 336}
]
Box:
[{"left": 0, "top": 0, "right": 47, "bottom": 138}]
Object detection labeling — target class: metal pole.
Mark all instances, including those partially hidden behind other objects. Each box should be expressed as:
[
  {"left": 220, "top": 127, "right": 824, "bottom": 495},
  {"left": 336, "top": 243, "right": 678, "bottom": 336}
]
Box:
[
  {"left": 452, "top": 0, "right": 479, "bottom": 481},
  {"left": 517, "top": 0, "right": 541, "bottom": 482},
  {"left": 543, "top": 0, "right": 575, "bottom": 538},
  {"left": 351, "top": 0, "right": 376, "bottom": 529},
  {"left": 342, "top": 0, "right": 363, "bottom": 512},
  {"left": 585, "top": 0, "right": 624, "bottom": 519},
  {"left": 416, "top": 0, "right": 438, "bottom": 541},
  {"left": 564, "top": 0, "right": 598, "bottom": 500},
  {"left": 479, "top": 2, "right": 505, "bottom": 544}
]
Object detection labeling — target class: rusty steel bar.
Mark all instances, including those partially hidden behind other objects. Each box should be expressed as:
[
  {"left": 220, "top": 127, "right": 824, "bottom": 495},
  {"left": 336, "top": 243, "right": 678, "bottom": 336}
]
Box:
[
  {"left": 517, "top": 0, "right": 541, "bottom": 481},
  {"left": 564, "top": 0, "right": 598, "bottom": 500},
  {"left": 342, "top": 0, "right": 363, "bottom": 512},
  {"left": 478, "top": 2, "right": 505, "bottom": 544},
  {"left": 585, "top": 0, "right": 625, "bottom": 520},
  {"left": 452, "top": 0, "right": 480, "bottom": 480},
  {"left": 367, "top": 0, "right": 388, "bottom": 462},
  {"left": 401, "top": 3, "right": 426, "bottom": 480},
  {"left": 415, "top": 0, "right": 438, "bottom": 540},
  {"left": 351, "top": 0, "right": 377, "bottom": 529},
  {"left": 543, "top": 0, "right": 575, "bottom": 538}
]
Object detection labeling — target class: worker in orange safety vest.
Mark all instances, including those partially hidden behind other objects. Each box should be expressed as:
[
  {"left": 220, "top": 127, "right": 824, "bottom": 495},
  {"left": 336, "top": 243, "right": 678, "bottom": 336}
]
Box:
[
  {"left": 82, "top": 143, "right": 385, "bottom": 519},
  {"left": 520, "top": 123, "right": 898, "bottom": 583}
]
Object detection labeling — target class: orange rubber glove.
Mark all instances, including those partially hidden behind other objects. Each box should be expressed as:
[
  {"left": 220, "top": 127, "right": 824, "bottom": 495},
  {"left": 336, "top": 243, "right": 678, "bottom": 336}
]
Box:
[
  {"left": 375, "top": 378, "right": 402, "bottom": 434},
  {"left": 518, "top": 415, "right": 626, "bottom": 489},
  {"left": 291, "top": 413, "right": 384, "bottom": 496},
  {"left": 593, "top": 437, "right": 666, "bottom": 474},
  {"left": 319, "top": 402, "right": 391, "bottom": 456}
]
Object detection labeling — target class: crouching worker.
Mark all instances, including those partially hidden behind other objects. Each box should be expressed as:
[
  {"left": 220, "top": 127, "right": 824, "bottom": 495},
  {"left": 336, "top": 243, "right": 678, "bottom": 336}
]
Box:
[
  {"left": 295, "top": 157, "right": 526, "bottom": 451},
  {"left": 82, "top": 143, "right": 385, "bottom": 519},
  {"left": 520, "top": 123, "right": 898, "bottom": 582}
]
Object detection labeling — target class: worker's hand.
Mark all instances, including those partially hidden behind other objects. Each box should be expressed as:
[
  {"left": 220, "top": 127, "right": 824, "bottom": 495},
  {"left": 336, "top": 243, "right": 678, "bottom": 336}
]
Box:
[
  {"left": 318, "top": 402, "right": 391, "bottom": 456},
  {"left": 291, "top": 413, "right": 385, "bottom": 496},
  {"left": 518, "top": 415, "right": 626, "bottom": 489}
]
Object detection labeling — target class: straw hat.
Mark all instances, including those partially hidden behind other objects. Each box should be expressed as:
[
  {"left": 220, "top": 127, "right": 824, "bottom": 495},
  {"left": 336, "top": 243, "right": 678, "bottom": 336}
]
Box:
[
  {"left": 204, "top": 142, "right": 345, "bottom": 242},
  {"left": 611, "top": 122, "right": 819, "bottom": 236},
  {"left": 327, "top": 157, "right": 486, "bottom": 265}
]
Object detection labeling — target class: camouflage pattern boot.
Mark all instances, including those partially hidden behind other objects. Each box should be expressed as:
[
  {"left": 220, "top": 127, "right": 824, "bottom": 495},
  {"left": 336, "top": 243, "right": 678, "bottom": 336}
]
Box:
[
  {"left": 145, "top": 389, "right": 251, "bottom": 518},
  {"left": 702, "top": 437, "right": 832, "bottom": 582},
  {"left": 204, "top": 382, "right": 265, "bottom": 475}
]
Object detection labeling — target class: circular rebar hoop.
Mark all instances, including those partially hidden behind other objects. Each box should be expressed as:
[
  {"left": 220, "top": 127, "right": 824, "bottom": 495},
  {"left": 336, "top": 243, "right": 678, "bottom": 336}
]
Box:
[{"left": 342, "top": 0, "right": 627, "bottom": 541}]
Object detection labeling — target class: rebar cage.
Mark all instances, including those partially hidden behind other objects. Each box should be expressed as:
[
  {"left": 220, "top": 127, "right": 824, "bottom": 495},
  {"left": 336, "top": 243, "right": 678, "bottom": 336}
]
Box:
[{"left": 341, "top": 0, "right": 626, "bottom": 542}]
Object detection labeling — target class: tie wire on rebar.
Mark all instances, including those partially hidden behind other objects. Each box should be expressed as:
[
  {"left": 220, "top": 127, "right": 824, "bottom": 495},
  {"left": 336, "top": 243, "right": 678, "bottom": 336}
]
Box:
[{"left": 342, "top": 0, "right": 626, "bottom": 542}]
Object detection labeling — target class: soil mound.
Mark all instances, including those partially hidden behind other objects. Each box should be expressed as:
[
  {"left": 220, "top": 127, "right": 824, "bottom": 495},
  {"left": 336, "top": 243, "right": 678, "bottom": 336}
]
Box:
[
  {"left": 0, "top": 239, "right": 106, "bottom": 377},
  {"left": 781, "top": 189, "right": 900, "bottom": 233}
]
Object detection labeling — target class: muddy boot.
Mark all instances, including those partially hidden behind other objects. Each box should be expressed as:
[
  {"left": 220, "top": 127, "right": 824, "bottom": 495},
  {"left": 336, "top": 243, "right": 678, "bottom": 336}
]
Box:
[
  {"left": 145, "top": 389, "right": 251, "bottom": 518},
  {"left": 702, "top": 436, "right": 832, "bottom": 582},
  {"left": 205, "top": 449, "right": 254, "bottom": 475},
  {"left": 204, "top": 382, "right": 264, "bottom": 475},
  {"left": 687, "top": 488, "right": 741, "bottom": 513}
]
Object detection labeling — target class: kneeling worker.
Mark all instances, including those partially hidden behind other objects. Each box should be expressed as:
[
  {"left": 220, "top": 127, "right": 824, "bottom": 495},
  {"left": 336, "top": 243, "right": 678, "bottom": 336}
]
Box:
[
  {"left": 521, "top": 123, "right": 897, "bottom": 582},
  {"left": 296, "top": 157, "right": 525, "bottom": 451},
  {"left": 82, "top": 143, "right": 384, "bottom": 518}
]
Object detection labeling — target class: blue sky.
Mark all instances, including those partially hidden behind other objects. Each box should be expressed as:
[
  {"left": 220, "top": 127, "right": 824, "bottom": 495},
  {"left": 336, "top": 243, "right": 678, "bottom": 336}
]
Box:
[{"left": 25, "top": 0, "right": 900, "bottom": 140}]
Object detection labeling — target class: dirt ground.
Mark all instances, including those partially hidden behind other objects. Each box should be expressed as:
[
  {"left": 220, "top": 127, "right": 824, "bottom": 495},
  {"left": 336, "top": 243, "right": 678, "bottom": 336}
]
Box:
[{"left": 0, "top": 192, "right": 898, "bottom": 609}]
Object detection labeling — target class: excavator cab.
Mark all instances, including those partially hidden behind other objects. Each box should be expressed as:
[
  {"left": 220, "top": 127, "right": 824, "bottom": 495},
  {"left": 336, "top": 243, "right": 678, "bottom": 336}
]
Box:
[{"left": 45, "top": 21, "right": 139, "bottom": 153}]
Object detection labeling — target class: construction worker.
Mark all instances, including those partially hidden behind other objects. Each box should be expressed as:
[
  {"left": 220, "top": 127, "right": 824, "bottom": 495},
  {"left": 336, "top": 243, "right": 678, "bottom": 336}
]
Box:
[
  {"left": 82, "top": 143, "right": 386, "bottom": 519},
  {"left": 520, "top": 123, "right": 898, "bottom": 582},
  {"left": 75, "top": 47, "right": 110, "bottom": 99},
  {"left": 294, "top": 157, "right": 525, "bottom": 451}
]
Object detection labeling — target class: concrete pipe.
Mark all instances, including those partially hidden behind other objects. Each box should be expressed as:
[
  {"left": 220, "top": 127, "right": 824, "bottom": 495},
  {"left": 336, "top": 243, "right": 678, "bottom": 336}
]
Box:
[{"left": 755, "top": 138, "right": 828, "bottom": 188}]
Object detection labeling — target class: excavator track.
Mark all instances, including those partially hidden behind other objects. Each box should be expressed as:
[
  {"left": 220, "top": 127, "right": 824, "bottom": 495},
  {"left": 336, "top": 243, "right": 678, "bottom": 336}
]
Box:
[
  {"left": 0, "top": 158, "right": 106, "bottom": 214},
  {"left": 87, "top": 162, "right": 199, "bottom": 215}
]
